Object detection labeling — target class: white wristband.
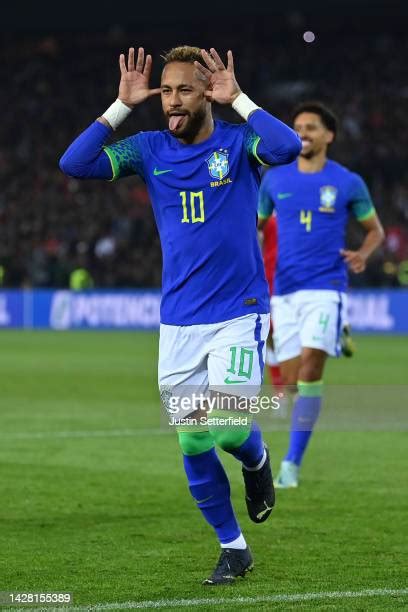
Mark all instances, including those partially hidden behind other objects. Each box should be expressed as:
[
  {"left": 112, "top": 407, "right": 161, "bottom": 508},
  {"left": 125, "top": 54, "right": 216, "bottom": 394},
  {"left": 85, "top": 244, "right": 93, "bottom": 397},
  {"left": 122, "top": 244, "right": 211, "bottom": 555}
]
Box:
[
  {"left": 231, "top": 93, "right": 260, "bottom": 121},
  {"left": 102, "top": 99, "right": 132, "bottom": 130}
]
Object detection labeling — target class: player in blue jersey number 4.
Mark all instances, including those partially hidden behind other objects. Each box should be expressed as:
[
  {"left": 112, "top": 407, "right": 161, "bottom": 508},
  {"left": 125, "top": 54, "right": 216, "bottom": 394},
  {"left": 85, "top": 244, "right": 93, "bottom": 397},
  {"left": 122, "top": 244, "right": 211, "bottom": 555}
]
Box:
[
  {"left": 60, "top": 46, "right": 301, "bottom": 584},
  {"left": 258, "top": 102, "right": 384, "bottom": 488}
]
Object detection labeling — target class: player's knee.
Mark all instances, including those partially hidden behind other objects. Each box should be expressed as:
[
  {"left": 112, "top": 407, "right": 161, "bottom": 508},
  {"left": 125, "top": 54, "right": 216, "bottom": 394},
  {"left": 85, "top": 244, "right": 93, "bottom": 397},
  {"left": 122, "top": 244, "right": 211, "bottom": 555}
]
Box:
[
  {"left": 299, "top": 362, "right": 323, "bottom": 382},
  {"left": 177, "top": 431, "right": 214, "bottom": 456},
  {"left": 299, "top": 352, "right": 326, "bottom": 381},
  {"left": 280, "top": 370, "right": 297, "bottom": 388},
  {"left": 279, "top": 362, "right": 299, "bottom": 388},
  {"left": 210, "top": 426, "right": 251, "bottom": 452}
]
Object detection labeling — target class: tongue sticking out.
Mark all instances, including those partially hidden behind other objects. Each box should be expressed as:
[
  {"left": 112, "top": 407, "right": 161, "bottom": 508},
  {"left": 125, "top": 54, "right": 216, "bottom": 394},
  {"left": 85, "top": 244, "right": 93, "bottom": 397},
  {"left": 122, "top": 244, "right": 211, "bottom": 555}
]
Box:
[{"left": 169, "top": 115, "right": 185, "bottom": 131}]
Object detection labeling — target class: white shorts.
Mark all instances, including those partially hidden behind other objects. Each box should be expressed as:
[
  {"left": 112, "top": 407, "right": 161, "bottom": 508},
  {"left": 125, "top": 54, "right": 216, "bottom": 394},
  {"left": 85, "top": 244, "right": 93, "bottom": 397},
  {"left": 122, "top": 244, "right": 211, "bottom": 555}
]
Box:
[
  {"left": 271, "top": 290, "right": 347, "bottom": 363},
  {"left": 159, "top": 313, "right": 270, "bottom": 403}
]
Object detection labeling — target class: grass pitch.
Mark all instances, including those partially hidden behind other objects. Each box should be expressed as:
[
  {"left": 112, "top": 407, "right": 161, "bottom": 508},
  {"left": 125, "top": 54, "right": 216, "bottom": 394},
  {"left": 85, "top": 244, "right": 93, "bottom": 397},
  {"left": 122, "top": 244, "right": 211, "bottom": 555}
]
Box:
[{"left": 0, "top": 332, "right": 407, "bottom": 611}]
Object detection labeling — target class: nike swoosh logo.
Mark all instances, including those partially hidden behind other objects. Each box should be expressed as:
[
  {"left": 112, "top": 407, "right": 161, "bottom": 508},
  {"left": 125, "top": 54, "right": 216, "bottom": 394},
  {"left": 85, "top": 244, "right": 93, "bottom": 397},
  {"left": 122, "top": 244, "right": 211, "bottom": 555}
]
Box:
[
  {"left": 256, "top": 504, "right": 273, "bottom": 520},
  {"left": 195, "top": 495, "right": 213, "bottom": 504},
  {"left": 153, "top": 167, "right": 173, "bottom": 176},
  {"left": 224, "top": 376, "right": 247, "bottom": 384},
  {"left": 312, "top": 336, "right": 324, "bottom": 341},
  {"left": 277, "top": 192, "right": 293, "bottom": 200}
]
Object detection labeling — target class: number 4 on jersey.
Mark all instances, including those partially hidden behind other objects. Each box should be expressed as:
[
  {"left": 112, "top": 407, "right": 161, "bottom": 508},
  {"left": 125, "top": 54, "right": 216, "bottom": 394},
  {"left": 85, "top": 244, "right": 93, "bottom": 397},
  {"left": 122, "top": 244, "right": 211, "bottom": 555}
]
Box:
[{"left": 300, "top": 209, "right": 312, "bottom": 232}]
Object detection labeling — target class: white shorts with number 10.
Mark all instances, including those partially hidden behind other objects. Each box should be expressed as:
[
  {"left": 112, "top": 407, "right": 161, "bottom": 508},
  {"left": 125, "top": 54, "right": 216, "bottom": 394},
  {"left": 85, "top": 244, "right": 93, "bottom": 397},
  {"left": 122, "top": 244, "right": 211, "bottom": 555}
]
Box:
[
  {"left": 271, "top": 290, "right": 347, "bottom": 363},
  {"left": 159, "top": 313, "right": 270, "bottom": 396}
]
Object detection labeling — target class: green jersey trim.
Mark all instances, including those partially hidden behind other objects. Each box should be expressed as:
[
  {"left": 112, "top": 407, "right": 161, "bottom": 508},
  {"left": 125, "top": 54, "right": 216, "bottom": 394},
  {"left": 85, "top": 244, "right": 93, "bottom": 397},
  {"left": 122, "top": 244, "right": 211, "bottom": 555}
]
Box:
[
  {"left": 356, "top": 208, "right": 376, "bottom": 222},
  {"left": 252, "top": 136, "right": 269, "bottom": 167},
  {"left": 103, "top": 146, "right": 119, "bottom": 182}
]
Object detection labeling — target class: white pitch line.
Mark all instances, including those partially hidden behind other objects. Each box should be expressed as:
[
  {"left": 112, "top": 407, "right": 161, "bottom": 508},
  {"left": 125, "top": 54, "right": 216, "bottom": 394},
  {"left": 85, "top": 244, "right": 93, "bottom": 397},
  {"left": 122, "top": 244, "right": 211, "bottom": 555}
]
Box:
[
  {"left": 11, "top": 587, "right": 406, "bottom": 612},
  {"left": 0, "top": 428, "right": 171, "bottom": 440},
  {"left": 75, "top": 588, "right": 408, "bottom": 610}
]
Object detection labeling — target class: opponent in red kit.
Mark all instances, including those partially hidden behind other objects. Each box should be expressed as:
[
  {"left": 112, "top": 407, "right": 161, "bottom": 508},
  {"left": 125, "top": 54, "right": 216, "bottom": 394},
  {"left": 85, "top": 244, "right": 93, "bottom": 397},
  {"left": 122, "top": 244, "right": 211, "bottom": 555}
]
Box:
[{"left": 260, "top": 215, "right": 284, "bottom": 392}]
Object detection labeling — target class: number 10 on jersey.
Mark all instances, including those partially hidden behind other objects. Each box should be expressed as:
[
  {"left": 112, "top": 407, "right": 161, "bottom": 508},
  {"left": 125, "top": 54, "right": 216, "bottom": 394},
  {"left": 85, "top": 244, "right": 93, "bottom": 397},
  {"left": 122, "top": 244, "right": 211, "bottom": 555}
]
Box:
[{"left": 180, "top": 191, "right": 205, "bottom": 223}]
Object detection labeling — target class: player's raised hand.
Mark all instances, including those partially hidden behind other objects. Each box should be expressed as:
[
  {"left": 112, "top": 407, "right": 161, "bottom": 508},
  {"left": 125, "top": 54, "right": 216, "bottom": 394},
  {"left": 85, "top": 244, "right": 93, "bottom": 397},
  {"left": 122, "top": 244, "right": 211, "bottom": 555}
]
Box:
[
  {"left": 340, "top": 249, "right": 367, "bottom": 273},
  {"left": 118, "top": 47, "right": 161, "bottom": 108},
  {"left": 194, "top": 48, "right": 241, "bottom": 105}
]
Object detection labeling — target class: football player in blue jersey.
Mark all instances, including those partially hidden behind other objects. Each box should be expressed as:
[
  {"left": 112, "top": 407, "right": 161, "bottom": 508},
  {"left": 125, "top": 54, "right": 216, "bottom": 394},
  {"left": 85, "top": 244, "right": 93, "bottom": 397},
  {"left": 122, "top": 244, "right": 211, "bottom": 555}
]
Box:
[
  {"left": 60, "top": 46, "right": 301, "bottom": 584},
  {"left": 258, "top": 102, "right": 384, "bottom": 488}
]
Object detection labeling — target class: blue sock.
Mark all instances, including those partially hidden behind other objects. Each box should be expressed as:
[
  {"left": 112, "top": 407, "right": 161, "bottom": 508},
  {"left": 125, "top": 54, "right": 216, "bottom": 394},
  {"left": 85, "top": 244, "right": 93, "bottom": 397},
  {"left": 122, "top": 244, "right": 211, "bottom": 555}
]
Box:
[
  {"left": 229, "top": 421, "right": 265, "bottom": 468},
  {"left": 183, "top": 448, "right": 241, "bottom": 545},
  {"left": 285, "top": 380, "right": 323, "bottom": 466}
]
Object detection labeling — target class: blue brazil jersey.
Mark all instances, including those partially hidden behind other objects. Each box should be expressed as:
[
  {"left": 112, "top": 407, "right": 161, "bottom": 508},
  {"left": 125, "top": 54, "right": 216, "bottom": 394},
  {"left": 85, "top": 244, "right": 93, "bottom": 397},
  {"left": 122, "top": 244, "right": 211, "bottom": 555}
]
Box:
[
  {"left": 258, "top": 160, "right": 376, "bottom": 295},
  {"left": 104, "top": 121, "right": 270, "bottom": 325}
]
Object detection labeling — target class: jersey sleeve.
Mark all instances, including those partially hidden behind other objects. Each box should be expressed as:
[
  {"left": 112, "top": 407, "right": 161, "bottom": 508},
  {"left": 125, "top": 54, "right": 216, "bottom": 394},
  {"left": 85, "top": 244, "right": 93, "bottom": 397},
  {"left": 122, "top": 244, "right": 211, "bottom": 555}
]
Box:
[
  {"left": 348, "top": 173, "right": 376, "bottom": 221},
  {"left": 244, "top": 124, "right": 269, "bottom": 167},
  {"left": 103, "top": 133, "right": 146, "bottom": 181},
  {"left": 243, "top": 110, "right": 301, "bottom": 167},
  {"left": 59, "top": 121, "right": 115, "bottom": 180},
  {"left": 258, "top": 172, "right": 275, "bottom": 219}
]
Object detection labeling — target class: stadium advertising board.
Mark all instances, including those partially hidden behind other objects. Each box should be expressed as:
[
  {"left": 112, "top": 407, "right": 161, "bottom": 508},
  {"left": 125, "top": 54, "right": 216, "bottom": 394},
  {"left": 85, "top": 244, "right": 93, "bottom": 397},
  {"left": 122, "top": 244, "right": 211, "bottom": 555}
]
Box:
[
  {"left": 0, "top": 290, "right": 161, "bottom": 330},
  {"left": 0, "top": 289, "right": 406, "bottom": 332}
]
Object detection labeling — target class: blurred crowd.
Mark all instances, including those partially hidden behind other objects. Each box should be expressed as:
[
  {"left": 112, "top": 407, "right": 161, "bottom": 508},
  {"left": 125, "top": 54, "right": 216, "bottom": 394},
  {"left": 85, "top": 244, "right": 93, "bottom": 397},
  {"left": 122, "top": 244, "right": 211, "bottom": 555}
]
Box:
[{"left": 1, "top": 21, "right": 407, "bottom": 289}]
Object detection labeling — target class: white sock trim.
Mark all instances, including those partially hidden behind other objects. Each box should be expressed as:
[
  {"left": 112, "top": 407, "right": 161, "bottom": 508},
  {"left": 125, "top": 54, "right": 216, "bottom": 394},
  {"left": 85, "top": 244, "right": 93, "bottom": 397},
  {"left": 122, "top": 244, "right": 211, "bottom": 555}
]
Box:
[
  {"left": 221, "top": 533, "right": 247, "bottom": 550},
  {"left": 231, "top": 92, "right": 260, "bottom": 121},
  {"left": 244, "top": 447, "right": 267, "bottom": 472},
  {"left": 102, "top": 99, "right": 132, "bottom": 130}
]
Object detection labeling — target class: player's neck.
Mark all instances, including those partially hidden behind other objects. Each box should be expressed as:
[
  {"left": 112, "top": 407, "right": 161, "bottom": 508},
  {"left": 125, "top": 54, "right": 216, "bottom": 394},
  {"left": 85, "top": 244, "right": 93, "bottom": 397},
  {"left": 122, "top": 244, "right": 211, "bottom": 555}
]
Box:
[
  {"left": 178, "top": 115, "right": 215, "bottom": 145},
  {"left": 297, "top": 152, "right": 327, "bottom": 173}
]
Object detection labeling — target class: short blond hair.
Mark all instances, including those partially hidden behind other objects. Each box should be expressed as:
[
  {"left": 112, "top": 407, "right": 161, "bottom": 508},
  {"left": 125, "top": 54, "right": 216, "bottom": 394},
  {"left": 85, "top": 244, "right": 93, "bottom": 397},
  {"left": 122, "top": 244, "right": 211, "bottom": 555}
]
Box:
[{"left": 162, "top": 45, "right": 202, "bottom": 65}]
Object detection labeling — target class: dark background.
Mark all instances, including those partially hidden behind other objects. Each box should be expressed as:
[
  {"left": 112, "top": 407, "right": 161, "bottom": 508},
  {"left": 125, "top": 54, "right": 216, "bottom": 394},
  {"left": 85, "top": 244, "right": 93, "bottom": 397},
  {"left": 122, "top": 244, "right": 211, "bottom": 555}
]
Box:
[
  {"left": 3, "top": 0, "right": 408, "bottom": 30},
  {"left": 1, "top": 1, "right": 407, "bottom": 288}
]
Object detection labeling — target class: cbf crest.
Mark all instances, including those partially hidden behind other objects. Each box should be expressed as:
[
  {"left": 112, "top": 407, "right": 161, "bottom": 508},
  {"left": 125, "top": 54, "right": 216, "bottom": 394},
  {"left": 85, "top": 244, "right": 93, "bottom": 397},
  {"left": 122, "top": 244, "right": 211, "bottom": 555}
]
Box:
[
  {"left": 319, "top": 185, "right": 337, "bottom": 213},
  {"left": 207, "top": 150, "right": 230, "bottom": 180}
]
